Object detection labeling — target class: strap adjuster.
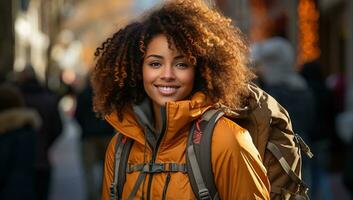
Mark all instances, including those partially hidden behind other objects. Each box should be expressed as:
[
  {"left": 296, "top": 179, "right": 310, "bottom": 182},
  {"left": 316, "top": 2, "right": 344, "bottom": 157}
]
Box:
[
  {"left": 128, "top": 163, "right": 187, "bottom": 173},
  {"left": 199, "top": 188, "right": 211, "bottom": 200},
  {"left": 142, "top": 163, "right": 164, "bottom": 173}
]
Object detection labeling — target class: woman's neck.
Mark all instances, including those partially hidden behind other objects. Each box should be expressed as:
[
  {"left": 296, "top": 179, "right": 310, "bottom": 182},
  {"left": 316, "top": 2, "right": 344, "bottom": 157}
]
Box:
[{"left": 152, "top": 103, "right": 162, "bottom": 134}]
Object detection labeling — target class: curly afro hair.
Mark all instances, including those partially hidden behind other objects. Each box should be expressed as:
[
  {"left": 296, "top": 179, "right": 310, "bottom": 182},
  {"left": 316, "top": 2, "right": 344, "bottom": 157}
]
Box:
[{"left": 91, "top": 0, "right": 255, "bottom": 119}]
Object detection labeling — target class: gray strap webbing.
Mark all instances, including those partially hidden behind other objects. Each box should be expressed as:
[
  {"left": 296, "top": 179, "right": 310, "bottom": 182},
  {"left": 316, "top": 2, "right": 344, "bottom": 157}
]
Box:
[
  {"left": 117, "top": 137, "right": 133, "bottom": 199},
  {"left": 110, "top": 134, "right": 124, "bottom": 200},
  {"left": 186, "top": 109, "right": 224, "bottom": 200},
  {"left": 266, "top": 142, "right": 306, "bottom": 187},
  {"left": 202, "top": 109, "right": 219, "bottom": 121},
  {"left": 187, "top": 145, "right": 212, "bottom": 200},
  {"left": 198, "top": 110, "right": 223, "bottom": 200},
  {"left": 127, "top": 172, "right": 147, "bottom": 200},
  {"left": 127, "top": 163, "right": 187, "bottom": 173}
]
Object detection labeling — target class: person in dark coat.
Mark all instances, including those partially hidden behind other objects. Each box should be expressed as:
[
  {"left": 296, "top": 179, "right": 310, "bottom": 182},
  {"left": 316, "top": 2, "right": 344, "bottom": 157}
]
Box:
[
  {"left": 300, "top": 61, "right": 334, "bottom": 199},
  {"left": 17, "top": 66, "right": 63, "bottom": 200},
  {"left": 0, "top": 84, "right": 41, "bottom": 200},
  {"left": 74, "top": 80, "right": 114, "bottom": 200},
  {"left": 343, "top": 136, "right": 353, "bottom": 197}
]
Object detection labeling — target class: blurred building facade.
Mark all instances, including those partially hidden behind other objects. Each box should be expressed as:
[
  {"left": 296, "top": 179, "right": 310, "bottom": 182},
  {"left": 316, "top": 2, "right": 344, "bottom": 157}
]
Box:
[
  {"left": 217, "top": 0, "right": 353, "bottom": 112},
  {"left": 0, "top": 0, "right": 15, "bottom": 82},
  {"left": 1, "top": 0, "right": 352, "bottom": 128}
]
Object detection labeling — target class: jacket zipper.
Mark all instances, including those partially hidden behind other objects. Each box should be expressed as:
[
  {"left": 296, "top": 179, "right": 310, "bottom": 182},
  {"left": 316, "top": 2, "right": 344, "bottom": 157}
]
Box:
[{"left": 146, "top": 106, "right": 168, "bottom": 200}]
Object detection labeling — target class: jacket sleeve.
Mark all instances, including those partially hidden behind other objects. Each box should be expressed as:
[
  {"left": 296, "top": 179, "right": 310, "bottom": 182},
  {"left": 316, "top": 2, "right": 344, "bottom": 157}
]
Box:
[
  {"left": 101, "top": 134, "right": 118, "bottom": 200},
  {"left": 211, "top": 117, "right": 270, "bottom": 200}
]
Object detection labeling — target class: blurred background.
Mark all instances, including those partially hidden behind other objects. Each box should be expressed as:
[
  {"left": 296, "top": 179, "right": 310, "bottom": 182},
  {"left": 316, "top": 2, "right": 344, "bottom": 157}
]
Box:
[{"left": 0, "top": 0, "right": 352, "bottom": 200}]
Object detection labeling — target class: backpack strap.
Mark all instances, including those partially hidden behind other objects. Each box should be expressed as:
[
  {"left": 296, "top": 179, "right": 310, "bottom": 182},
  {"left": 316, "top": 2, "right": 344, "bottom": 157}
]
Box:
[
  {"left": 110, "top": 132, "right": 134, "bottom": 200},
  {"left": 266, "top": 142, "right": 306, "bottom": 186},
  {"left": 266, "top": 133, "right": 312, "bottom": 200},
  {"left": 110, "top": 133, "right": 123, "bottom": 200},
  {"left": 127, "top": 171, "right": 147, "bottom": 200},
  {"left": 266, "top": 141, "right": 309, "bottom": 199},
  {"left": 186, "top": 109, "right": 224, "bottom": 200}
]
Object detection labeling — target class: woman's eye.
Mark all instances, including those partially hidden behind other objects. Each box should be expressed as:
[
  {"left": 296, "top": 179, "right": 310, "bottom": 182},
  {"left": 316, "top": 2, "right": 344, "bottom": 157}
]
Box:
[
  {"left": 175, "top": 63, "right": 189, "bottom": 69},
  {"left": 149, "top": 62, "right": 161, "bottom": 68}
]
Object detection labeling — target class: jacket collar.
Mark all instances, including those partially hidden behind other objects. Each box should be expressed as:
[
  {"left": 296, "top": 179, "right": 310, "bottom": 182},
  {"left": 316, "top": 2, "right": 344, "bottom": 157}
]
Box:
[{"left": 105, "top": 92, "right": 212, "bottom": 148}]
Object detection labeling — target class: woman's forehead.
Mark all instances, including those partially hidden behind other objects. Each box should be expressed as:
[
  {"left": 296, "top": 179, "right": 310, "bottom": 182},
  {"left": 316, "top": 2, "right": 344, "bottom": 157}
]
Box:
[{"left": 145, "top": 34, "right": 179, "bottom": 55}]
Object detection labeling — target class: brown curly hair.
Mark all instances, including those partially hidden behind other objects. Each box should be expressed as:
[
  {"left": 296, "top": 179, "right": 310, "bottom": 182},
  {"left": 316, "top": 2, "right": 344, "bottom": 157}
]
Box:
[{"left": 91, "top": 0, "right": 255, "bottom": 119}]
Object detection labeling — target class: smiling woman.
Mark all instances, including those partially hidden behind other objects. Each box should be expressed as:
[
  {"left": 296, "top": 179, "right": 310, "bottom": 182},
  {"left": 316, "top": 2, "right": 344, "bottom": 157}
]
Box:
[{"left": 91, "top": 0, "right": 270, "bottom": 199}]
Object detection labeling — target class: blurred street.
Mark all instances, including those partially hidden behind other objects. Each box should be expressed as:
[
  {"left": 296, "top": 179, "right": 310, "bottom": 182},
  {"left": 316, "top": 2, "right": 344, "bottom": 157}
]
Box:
[{"left": 49, "top": 115, "right": 85, "bottom": 200}]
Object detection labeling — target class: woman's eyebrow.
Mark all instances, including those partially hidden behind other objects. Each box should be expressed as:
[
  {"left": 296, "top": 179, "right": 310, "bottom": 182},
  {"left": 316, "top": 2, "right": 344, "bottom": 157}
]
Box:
[
  {"left": 174, "top": 55, "right": 184, "bottom": 59},
  {"left": 145, "top": 54, "right": 163, "bottom": 59}
]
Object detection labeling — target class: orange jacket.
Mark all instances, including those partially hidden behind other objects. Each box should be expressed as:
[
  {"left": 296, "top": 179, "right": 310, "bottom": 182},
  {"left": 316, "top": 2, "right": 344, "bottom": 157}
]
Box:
[{"left": 102, "top": 92, "right": 270, "bottom": 200}]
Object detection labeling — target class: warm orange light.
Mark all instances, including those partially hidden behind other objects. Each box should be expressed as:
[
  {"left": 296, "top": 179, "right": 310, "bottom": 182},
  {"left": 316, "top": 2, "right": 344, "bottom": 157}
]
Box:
[
  {"left": 297, "top": 0, "right": 320, "bottom": 67},
  {"left": 249, "top": 0, "right": 271, "bottom": 42}
]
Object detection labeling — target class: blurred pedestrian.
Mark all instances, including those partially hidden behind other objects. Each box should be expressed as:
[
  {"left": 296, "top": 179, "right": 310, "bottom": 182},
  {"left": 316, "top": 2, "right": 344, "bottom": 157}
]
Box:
[
  {"left": 251, "top": 37, "right": 316, "bottom": 195},
  {"left": 74, "top": 78, "right": 114, "bottom": 200},
  {"left": 17, "top": 65, "right": 63, "bottom": 200},
  {"left": 343, "top": 136, "right": 353, "bottom": 198},
  {"left": 0, "top": 83, "right": 41, "bottom": 200},
  {"left": 300, "top": 60, "right": 334, "bottom": 200},
  {"left": 326, "top": 70, "right": 348, "bottom": 172}
]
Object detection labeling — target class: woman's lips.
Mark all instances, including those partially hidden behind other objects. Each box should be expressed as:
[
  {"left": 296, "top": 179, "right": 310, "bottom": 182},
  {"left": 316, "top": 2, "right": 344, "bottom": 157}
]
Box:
[{"left": 156, "top": 85, "right": 179, "bottom": 95}]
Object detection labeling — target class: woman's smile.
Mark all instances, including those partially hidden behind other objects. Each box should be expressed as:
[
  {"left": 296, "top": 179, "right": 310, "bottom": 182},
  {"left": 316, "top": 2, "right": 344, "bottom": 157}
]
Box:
[{"left": 155, "top": 85, "right": 180, "bottom": 96}]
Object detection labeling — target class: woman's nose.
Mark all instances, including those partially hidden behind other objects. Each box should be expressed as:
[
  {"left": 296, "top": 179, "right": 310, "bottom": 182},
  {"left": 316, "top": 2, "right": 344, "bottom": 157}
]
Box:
[{"left": 160, "top": 66, "right": 175, "bottom": 80}]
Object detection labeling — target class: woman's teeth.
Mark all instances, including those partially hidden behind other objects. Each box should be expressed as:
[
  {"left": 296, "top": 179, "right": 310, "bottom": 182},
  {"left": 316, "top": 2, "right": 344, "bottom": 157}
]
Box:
[{"left": 158, "top": 86, "right": 177, "bottom": 94}]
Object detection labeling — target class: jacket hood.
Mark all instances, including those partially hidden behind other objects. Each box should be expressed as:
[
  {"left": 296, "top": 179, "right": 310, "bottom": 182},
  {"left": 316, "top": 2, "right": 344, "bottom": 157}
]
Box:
[
  {"left": 105, "top": 92, "right": 212, "bottom": 147},
  {"left": 0, "top": 108, "right": 42, "bottom": 134}
]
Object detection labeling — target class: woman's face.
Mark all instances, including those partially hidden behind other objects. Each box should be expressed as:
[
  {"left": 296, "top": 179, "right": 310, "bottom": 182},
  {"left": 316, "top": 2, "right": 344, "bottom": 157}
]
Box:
[{"left": 142, "top": 34, "right": 195, "bottom": 108}]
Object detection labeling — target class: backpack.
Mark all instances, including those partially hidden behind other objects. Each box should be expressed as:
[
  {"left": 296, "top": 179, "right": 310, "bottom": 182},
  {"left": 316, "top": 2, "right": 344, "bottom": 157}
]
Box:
[{"left": 109, "top": 84, "right": 313, "bottom": 200}]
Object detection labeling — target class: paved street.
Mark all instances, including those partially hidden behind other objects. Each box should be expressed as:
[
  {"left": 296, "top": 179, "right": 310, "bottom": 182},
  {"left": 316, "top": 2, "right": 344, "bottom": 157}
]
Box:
[{"left": 49, "top": 116, "right": 86, "bottom": 200}]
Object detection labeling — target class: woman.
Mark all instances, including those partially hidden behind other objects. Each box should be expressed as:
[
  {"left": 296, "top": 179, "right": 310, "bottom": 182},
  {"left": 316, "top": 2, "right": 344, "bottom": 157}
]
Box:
[{"left": 92, "top": 0, "right": 270, "bottom": 199}]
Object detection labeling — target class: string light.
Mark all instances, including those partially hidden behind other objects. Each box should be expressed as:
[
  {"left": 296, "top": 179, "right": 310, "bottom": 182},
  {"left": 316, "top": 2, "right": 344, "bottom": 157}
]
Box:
[{"left": 297, "top": 0, "right": 320, "bottom": 66}]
